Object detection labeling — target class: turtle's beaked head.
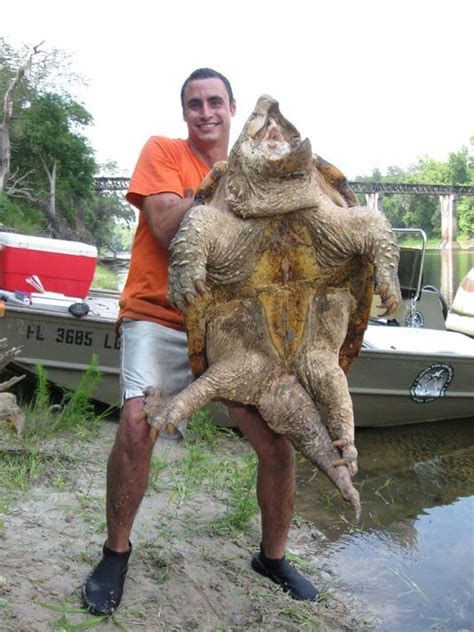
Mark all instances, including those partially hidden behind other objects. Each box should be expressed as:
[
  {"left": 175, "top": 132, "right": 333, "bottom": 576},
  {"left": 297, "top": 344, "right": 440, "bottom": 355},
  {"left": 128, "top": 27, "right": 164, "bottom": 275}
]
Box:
[
  {"left": 225, "top": 95, "right": 321, "bottom": 218},
  {"left": 229, "top": 95, "right": 314, "bottom": 178}
]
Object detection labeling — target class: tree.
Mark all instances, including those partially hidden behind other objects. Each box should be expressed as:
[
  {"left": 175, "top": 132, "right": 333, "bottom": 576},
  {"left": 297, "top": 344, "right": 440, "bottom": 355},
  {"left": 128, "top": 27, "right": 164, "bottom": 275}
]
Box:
[
  {"left": 1, "top": 39, "right": 97, "bottom": 238},
  {"left": 0, "top": 41, "right": 42, "bottom": 191},
  {"left": 11, "top": 92, "right": 96, "bottom": 236},
  {"left": 354, "top": 145, "right": 474, "bottom": 239}
]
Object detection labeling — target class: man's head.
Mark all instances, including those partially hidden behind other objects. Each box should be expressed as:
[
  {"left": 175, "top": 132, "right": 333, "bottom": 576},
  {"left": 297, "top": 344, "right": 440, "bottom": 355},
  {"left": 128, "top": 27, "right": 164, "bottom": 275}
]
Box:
[
  {"left": 181, "top": 68, "right": 236, "bottom": 155},
  {"left": 180, "top": 68, "right": 234, "bottom": 109}
]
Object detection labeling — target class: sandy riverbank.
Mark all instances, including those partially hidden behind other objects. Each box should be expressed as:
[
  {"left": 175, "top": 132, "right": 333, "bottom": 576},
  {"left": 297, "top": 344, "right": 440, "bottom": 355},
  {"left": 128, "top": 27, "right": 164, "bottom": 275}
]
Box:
[{"left": 0, "top": 418, "right": 376, "bottom": 631}]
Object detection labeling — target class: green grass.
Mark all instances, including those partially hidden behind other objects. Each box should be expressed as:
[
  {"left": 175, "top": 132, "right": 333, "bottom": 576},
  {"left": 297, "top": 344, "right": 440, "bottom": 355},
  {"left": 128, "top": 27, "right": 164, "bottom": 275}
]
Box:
[
  {"left": 91, "top": 264, "right": 120, "bottom": 290},
  {"left": 0, "top": 357, "right": 109, "bottom": 509},
  {"left": 21, "top": 356, "right": 107, "bottom": 440},
  {"left": 206, "top": 451, "right": 259, "bottom": 536},
  {"left": 145, "top": 410, "right": 259, "bottom": 535}
]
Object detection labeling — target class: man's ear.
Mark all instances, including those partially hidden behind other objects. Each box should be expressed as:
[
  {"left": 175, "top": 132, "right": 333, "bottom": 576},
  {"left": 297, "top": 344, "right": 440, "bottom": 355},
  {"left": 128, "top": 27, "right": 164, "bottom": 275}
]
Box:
[{"left": 230, "top": 100, "right": 237, "bottom": 117}]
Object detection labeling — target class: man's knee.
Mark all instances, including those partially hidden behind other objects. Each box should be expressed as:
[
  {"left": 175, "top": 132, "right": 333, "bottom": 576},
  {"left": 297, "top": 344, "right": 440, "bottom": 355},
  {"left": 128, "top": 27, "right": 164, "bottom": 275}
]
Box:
[
  {"left": 114, "top": 397, "right": 153, "bottom": 457},
  {"left": 257, "top": 435, "right": 295, "bottom": 470},
  {"left": 249, "top": 429, "right": 295, "bottom": 470}
]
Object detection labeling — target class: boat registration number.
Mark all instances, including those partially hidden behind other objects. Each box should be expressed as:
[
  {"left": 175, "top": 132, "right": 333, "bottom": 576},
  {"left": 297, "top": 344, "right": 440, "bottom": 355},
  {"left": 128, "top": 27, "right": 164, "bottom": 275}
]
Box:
[{"left": 25, "top": 323, "right": 121, "bottom": 350}]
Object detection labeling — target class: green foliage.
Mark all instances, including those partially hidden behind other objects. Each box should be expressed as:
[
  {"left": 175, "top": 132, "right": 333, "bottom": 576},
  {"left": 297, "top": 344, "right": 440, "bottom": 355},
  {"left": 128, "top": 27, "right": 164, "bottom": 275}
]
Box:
[
  {"left": 208, "top": 452, "right": 259, "bottom": 536},
  {"left": 1, "top": 39, "right": 130, "bottom": 245},
  {"left": 355, "top": 144, "right": 474, "bottom": 239},
  {"left": 54, "top": 355, "right": 102, "bottom": 432},
  {"left": 24, "top": 355, "right": 103, "bottom": 439},
  {"left": 11, "top": 92, "right": 97, "bottom": 224},
  {"left": 0, "top": 192, "right": 43, "bottom": 233},
  {"left": 187, "top": 408, "right": 233, "bottom": 449},
  {"left": 85, "top": 191, "right": 135, "bottom": 255},
  {"left": 91, "top": 264, "right": 120, "bottom": 290}
]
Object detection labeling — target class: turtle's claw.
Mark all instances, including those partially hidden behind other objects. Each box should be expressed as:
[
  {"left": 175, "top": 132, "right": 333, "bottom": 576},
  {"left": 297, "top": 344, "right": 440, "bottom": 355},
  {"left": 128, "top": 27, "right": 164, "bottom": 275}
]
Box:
[
  {"left": 194, "top": 279, "right": 208, "bottom": 294},
  {"left": 332, "top": 439, "right": 358, "bottom": 476}
]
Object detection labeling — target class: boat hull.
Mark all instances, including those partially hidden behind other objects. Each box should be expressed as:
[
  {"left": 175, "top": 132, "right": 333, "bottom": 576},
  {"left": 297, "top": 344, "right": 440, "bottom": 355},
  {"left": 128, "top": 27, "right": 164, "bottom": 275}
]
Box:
[
  {"left": 349, "top": 348, "right": 474, "bottom": 426},
  {"left": 1, "top": 295, "right": 122, "bottom": 408},
  {"left": 2, "top": 300, "right": 473, "bottom": 426}
]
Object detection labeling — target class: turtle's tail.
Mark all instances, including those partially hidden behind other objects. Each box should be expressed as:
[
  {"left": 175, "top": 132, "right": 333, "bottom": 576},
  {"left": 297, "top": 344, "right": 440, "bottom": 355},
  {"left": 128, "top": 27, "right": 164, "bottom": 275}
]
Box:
[{"left": 294, "top": 432, "right": 361, "bottom": 523}]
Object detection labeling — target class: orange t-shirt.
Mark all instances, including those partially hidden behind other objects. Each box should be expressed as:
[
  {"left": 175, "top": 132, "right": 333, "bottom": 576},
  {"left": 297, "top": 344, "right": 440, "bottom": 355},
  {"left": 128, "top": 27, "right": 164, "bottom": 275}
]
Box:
[{"left": 119, "top": 136, "right": 209, "bottom": 330}]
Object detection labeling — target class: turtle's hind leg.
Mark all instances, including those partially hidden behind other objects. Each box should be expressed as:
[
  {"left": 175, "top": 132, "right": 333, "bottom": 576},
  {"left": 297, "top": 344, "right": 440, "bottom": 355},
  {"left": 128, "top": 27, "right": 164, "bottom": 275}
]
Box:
[{"left": 257, "top": 373, "right": 360, "bottom": 522}]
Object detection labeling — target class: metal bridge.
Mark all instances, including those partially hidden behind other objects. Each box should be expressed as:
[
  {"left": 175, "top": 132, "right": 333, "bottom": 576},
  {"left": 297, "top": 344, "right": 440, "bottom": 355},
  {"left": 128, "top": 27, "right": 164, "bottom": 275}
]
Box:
[
  {"left": 93, "top": 178, "right": 474, "bottom": 196},
  {"left": 94, "top": 178, "right": 474, "bottom": 248}
]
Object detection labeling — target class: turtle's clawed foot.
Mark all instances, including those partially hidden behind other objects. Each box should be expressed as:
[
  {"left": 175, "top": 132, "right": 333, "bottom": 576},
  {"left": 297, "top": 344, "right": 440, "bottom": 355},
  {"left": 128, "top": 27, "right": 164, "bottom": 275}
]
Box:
[
  {"left": 332, "top": 439, "right": 358, "bottom": 477},
  {"left": 143, "top": 386, "right": 171, "bottom": 439},
  {"left": 375, "top": 269, "right": 401, "bottom": 317}
]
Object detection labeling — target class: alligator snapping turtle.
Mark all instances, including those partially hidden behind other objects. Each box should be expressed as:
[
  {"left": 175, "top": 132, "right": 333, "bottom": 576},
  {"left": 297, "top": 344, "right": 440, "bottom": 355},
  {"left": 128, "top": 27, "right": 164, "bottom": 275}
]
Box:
[{"left": 145, "top": 95, "right": 401, "bottom": 520}]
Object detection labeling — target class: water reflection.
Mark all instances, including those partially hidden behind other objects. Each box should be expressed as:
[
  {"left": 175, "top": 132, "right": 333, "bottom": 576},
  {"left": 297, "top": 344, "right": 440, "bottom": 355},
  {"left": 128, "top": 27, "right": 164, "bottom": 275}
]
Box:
[
  {"left": 424, "top": 249, "right": 474, "bottom": 306},
  {"left": 296, "top": 418, "right": 474, "bottom": 631}
]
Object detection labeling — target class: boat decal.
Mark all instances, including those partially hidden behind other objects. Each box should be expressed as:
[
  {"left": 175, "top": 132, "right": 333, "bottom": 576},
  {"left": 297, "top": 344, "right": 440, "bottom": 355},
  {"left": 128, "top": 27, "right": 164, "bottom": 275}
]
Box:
[{"left": 410, "top": 363, "right": 454, "bottom": 403}]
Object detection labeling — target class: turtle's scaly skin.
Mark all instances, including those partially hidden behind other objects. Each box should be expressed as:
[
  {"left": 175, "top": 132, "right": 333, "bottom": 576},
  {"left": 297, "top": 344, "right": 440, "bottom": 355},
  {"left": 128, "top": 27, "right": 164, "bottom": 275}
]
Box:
[{"left": 145, "top": 96, "right": 401, "bottom": 521}]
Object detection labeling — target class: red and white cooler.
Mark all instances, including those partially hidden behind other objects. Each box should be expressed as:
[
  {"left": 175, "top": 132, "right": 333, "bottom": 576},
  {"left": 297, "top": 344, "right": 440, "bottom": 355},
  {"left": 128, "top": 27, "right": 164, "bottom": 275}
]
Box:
[{"left": 0, "top": 232, "right": 97, "bottom": 298}]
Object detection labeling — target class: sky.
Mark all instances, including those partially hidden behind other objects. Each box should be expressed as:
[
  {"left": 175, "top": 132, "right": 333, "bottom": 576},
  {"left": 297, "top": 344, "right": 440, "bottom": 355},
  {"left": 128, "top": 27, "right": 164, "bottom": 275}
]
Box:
[{"left": 3, "top": 0, "right": 473, "bottom": 180}]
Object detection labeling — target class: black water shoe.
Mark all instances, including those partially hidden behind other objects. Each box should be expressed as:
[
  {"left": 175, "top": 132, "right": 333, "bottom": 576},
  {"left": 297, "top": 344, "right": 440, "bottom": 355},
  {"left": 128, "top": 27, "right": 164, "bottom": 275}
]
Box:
[
  {"left": 81, "top": 542, "right": 132, "bottom": 616},
  {"left": 251, "top": 546, "right": 318, "bottom": 601}
]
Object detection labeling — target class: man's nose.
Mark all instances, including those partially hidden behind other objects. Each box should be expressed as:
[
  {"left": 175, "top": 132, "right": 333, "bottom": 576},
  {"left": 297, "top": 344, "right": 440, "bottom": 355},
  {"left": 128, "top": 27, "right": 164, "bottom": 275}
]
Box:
[{"left": 201, "top": 102, "right": 212, "bottom": 119}]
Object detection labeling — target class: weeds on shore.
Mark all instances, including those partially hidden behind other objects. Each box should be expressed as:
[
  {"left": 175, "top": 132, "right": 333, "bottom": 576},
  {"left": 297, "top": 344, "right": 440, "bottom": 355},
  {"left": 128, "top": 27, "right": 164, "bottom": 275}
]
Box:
[
  {"left": 23, "top": 355, "right": 106, "bottom": 439},
  {"left": 92, "top": 264, "right": 120, "bottom": 290},
  {"left": 0, "top": 357, "right": 109, "bottom": 508}
]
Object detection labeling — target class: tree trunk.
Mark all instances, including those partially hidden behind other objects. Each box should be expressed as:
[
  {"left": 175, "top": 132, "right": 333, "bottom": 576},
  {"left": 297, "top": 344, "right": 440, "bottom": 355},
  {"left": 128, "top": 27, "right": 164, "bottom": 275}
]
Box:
[
  {"left": 0, "top": 122, "right": 11, "bottom": 192},
  {"left": 40, "top": 155, "right": 63, "bottom": 234},
  {"left": 0, "top": 47, "right": 40, "bottom": 192},
  {"left": 75, "top": 201, "right": 85, "bottom": 233}
]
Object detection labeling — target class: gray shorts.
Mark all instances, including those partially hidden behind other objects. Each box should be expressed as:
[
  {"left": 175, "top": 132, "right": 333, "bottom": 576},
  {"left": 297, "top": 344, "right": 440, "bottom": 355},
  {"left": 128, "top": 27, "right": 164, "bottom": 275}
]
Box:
[{"left": 119, "top": 318, "right": 230, "bottom": 439}]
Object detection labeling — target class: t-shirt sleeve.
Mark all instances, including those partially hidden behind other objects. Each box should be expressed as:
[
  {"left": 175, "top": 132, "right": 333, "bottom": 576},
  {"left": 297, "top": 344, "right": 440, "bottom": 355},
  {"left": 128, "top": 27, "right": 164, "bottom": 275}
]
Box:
[{"left": 126, "top": 136, "right": 184, "bottom": 210}]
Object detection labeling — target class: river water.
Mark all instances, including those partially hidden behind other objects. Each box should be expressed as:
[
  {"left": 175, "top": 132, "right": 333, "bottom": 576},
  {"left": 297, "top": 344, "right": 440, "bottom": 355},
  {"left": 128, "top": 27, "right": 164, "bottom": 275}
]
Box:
[
  {"left": 423, "top": 249, "right": 474, "bottom": 306},
  {"left": 295, "top": 249, "right": 474, "bottom": 631}
]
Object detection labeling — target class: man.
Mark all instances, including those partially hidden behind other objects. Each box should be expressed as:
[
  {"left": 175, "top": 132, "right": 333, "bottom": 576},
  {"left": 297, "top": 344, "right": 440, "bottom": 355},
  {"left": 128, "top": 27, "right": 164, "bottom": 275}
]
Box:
[{"left": 81, "top": 68, "right": 317, "bottom": 616}]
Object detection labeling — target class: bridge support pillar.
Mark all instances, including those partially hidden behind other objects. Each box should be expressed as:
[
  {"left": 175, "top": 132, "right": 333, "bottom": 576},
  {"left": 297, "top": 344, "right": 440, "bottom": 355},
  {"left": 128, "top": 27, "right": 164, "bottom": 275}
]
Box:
[
  {"left": 366, "top": 192, "right": 384, "bottom": 211},
  {"left": 439, "top": 194, "right": 461, "bottom": 249}
]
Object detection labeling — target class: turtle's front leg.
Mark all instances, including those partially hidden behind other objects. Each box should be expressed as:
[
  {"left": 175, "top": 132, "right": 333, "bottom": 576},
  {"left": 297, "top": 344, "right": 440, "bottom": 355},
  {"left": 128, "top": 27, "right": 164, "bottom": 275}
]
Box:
[
  {"left": 169, "top": 205, "right": 264, "bottom": 312},
  {"left": 168, "top": 204, "right": 214, "bottom": 312},
  {"left": 301, "top": 203, "right": 401, "bottom": 317}
]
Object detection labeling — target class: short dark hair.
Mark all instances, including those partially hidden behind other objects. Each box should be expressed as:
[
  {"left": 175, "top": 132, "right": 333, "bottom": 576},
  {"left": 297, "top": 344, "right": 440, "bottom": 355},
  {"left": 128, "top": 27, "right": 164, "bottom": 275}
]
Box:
[{"left": 180, "top": 68, "right": 234, "bottom": 108}]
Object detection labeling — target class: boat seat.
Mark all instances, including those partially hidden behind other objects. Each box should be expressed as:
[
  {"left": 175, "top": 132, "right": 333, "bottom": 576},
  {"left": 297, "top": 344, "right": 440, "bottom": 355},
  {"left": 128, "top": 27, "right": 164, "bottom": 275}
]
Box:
[
  {"left": 363, "top": 325, "right": 474, "bottom": 356},
  {"left": 445, "top": 267, "right": 474, "bottom": 337}
]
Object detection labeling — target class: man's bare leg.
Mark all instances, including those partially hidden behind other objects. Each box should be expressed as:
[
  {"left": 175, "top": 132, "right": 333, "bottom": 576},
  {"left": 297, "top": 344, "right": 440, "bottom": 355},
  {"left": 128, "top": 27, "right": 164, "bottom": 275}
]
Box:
[
  {"left": 228, "top": 405, "right": 318, "bottom": 601},
  {"left": 82, "top": 397, "right": 153, "bottom": 615},
  {"left": 106, "top": 397, "right": 154, "bottom": 551},
  {"left": 228, "top": 404, "right": 295, "bottom": 558}
]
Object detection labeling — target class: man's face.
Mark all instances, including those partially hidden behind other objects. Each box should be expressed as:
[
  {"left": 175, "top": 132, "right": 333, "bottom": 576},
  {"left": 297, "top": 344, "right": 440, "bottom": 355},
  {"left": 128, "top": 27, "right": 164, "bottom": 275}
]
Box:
[{"left": 183, "top": 78, "right": 236, "bottom": 147}]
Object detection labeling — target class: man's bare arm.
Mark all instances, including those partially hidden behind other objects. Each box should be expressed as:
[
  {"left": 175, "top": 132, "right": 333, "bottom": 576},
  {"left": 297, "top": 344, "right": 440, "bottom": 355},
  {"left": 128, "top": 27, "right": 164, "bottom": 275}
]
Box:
[{"left": 142, "top": 190, "right": 194, "bottom": 249}]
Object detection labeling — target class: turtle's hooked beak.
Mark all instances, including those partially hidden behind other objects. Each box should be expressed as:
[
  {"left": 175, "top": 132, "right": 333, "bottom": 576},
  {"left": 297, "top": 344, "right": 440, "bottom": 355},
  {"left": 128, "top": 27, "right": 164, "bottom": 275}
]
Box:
[{"left": 266, "top": 136, "right": 313, "bottom": 176}]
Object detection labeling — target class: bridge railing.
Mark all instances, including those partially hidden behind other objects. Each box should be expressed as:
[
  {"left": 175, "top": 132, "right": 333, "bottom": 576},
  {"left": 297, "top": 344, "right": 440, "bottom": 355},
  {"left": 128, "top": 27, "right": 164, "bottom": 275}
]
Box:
[{"left": 93, "top": 177, "right": 474, "bottom": 196}]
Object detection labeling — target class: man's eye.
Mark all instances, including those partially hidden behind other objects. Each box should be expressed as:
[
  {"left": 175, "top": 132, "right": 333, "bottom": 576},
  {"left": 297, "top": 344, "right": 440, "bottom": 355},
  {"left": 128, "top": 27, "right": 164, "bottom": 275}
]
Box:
[{"left": 187, "top": 101, "right": 201, "bottom": 110}]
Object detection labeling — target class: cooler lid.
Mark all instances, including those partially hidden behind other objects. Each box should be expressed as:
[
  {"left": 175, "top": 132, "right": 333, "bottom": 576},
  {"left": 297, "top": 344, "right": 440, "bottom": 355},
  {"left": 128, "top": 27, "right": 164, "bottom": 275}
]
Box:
[{"left": 0, "top": 232, "right": 97, "bottom": 257}]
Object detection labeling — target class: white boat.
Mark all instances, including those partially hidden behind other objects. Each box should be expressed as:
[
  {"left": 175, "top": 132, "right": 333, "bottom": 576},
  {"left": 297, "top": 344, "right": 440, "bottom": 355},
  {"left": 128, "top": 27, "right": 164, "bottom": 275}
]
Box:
[{"left": 1, "top": 230, "right": 473, "bottom": 426}]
